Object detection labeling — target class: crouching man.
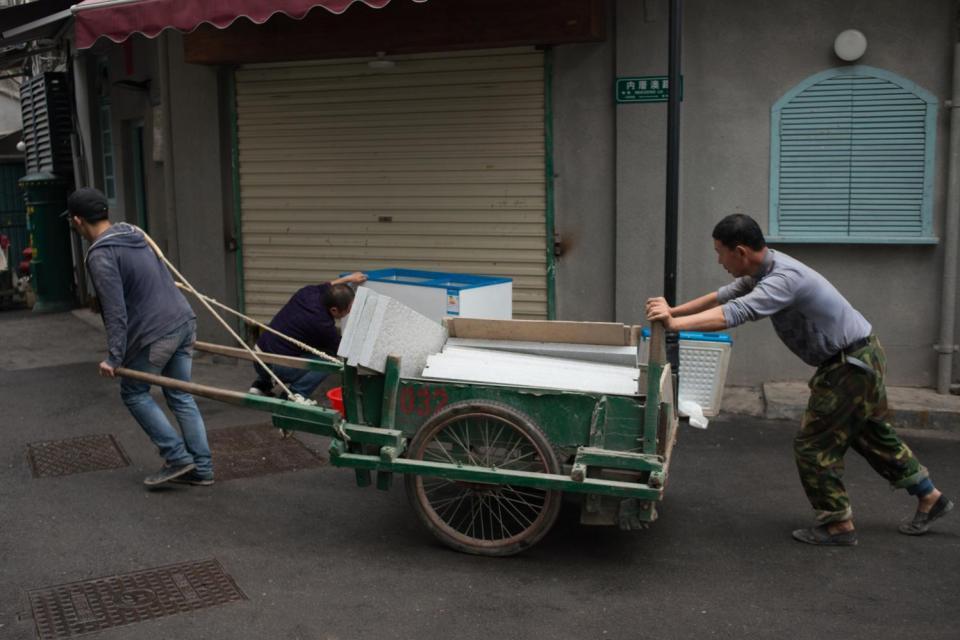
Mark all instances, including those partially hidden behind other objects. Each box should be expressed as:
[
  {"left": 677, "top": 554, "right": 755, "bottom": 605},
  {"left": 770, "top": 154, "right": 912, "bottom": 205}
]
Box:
[{"left": 249, "top": 272, "right": 366, "bottom": 399}]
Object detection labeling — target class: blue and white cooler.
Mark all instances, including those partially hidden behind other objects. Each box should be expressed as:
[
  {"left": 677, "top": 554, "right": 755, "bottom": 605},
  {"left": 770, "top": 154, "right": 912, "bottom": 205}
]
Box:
[{"left": 358, "top": 268, "right": 512, "bottom": 324}]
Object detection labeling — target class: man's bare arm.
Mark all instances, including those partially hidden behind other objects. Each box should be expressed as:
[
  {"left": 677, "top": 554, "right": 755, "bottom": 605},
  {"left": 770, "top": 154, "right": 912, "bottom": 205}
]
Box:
[
  {"left": 331, "top": 272, "right": 367, "bottom": 286},
  {"left": 671, "top": 292, "right": 720, "bottom": 317},
  {"left": 646, "top": 295, "right": 727, "bottom": 332},
  {"left": 667, "top": 306, "right": 727, "bottom": 332}
]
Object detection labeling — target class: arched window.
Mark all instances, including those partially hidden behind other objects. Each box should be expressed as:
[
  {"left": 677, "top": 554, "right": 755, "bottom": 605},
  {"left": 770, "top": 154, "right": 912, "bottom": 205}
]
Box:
[{"left": 769, "top": 66, "right": 937, "bottom": 243}]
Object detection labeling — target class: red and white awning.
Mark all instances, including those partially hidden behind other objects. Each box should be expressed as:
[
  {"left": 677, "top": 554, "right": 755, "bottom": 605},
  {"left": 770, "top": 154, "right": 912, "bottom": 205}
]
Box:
[{"left": 72, "top": 0, "right": 427, "bottom": 50}]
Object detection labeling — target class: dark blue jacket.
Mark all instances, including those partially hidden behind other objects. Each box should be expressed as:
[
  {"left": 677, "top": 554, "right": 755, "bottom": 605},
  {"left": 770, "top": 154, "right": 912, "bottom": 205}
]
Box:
[
  {"left": 256, "top": 284, "right": 340, "bottom": 358},
  {"left": 85, "top": 223, "right": 195, "bottom": 367}
]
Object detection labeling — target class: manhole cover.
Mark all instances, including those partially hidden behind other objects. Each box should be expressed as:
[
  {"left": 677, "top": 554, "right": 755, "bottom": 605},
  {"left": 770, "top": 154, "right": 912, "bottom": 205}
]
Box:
[
  {"left": 209, "top": 424, "right": 324, "bottom": 481},
  {"left": 27, "top": 434, "right": 130, "bottom": 478},
  {"left": 27, "top": 558, "right": 246, "bottom": 640}
]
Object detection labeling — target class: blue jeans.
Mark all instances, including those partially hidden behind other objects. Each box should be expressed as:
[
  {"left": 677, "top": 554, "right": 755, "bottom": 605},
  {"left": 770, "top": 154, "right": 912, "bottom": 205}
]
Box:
[
  {"left": 120, "top": 319, "right": 213, "bottom": 477},
  {"left": 254, "top": 361, "right": 328, "bottom": 399}
]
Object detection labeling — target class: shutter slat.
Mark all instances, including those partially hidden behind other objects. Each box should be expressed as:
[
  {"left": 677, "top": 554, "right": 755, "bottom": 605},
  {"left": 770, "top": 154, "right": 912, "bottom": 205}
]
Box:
[{"left": 237, "top": 49, "right": 548, "bottom": 320}]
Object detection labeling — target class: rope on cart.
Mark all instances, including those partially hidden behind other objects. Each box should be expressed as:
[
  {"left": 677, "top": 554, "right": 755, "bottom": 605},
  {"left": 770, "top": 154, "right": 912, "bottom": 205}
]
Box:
[
  {"left": 134, "top": 226, "right": 303, "bottom": 404},
  {"left": 173, "top": 282, "right": 340, "bottom": 364},
  {"left": 134, "top": 226, "right": 350, "bottom": 442}
]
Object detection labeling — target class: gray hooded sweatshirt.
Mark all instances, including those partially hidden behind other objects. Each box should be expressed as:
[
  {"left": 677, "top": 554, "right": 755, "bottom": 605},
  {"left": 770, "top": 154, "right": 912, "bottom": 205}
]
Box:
[{"left": 85, "top": 223, "right": 195, "bottom": 367}]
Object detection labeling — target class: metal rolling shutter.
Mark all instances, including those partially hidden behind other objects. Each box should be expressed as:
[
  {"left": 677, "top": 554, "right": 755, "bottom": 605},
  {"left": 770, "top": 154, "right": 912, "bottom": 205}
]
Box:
[{"left": 234, "top": 48, "right": 547, "bottom": 322}]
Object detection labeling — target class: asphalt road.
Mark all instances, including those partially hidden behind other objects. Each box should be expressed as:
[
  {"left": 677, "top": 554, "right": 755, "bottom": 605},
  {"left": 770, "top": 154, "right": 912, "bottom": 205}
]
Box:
[{"left": 1, "top": 311, "right": 958, "bottom": 640}]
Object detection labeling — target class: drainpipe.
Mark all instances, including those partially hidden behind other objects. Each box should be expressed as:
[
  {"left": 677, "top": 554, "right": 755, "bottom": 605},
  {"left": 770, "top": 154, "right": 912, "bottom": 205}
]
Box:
[
  {"left": 664, "top": 0, "right": 682, "bottom": 378},
  {"left": 937, "top": 28, "right": 960, "bottom": 393},
  {"left": 664, "top": 0, "right": 681, "bottom": 306},
  {"left": 158, "top": 32, "right": 180, "bottom": 264}
]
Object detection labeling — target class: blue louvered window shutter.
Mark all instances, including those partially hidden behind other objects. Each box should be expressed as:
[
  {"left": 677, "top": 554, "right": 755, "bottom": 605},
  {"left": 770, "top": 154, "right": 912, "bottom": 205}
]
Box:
[{"left": 769, "top": 66, "right": 938, "bottom": 243}]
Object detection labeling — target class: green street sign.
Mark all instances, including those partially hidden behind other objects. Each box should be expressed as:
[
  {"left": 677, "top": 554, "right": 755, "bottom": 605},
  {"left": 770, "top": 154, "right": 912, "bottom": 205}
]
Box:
[{"left": 616, "top": 75, "right": 684, "bottom": 103}]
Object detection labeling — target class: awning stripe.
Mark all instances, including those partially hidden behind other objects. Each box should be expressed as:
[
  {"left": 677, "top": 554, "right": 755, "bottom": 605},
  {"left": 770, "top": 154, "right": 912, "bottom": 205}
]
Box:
[{"left": 72, "top": 0, "right": 427, "bottom": 49}]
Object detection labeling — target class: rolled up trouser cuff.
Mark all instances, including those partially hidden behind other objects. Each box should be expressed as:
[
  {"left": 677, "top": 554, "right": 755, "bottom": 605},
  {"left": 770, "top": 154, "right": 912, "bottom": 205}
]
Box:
[
  {"left": 906, "top": 477, "right": 934, "bottom": 497},
  {"left": 892, "top": 466, "right": 929, "bottom": 491},
  {"left": 815, "top": 506, "right": 853, "bottom": 525}
]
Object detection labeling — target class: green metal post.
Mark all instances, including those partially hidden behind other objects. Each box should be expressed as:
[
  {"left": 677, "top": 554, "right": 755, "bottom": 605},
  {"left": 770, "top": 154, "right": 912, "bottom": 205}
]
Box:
[
  {"left": 643, "top": 322, "right": 667, "bottom": 455},
  {"left": 227, "top": 70, "right": 246, "bottom": 334},
  {"left": 544, "top": 48, "right": 557, "bottom": 320}
]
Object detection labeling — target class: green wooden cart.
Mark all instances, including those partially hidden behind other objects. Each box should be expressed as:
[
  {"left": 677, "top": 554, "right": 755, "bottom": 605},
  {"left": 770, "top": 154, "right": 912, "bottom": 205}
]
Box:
[{"left": 120, "top": 320, "right": 678, "bottom": 556}]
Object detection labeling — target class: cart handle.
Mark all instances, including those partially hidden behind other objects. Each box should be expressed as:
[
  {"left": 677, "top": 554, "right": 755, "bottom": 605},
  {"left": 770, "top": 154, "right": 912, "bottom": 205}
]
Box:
[
  {"left": 647, "top": 320, "right": 667, "bottom": 367},
  {"left": 194, "top": 341, "right": 342, "bottom": 373},
  {"left": 114, "top": 367, "right": 249, "bottom": 406}
]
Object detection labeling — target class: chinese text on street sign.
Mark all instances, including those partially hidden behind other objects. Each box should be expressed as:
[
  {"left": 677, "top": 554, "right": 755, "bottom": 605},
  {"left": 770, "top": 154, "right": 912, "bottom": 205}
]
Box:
[{"left": 616, "top": 76, "right": 684, "bottom": 103}]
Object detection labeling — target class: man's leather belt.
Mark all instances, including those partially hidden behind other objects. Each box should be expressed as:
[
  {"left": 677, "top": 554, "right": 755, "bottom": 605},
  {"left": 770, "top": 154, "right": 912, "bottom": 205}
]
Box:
[{"left": 820, "top": 336, "right": 872, "bottom": 368}]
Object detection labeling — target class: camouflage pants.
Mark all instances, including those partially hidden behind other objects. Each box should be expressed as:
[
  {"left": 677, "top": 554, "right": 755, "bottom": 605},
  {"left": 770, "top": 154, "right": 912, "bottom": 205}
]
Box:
[{"left": 794, "top": 336, "right": 928, "bottom": 524}]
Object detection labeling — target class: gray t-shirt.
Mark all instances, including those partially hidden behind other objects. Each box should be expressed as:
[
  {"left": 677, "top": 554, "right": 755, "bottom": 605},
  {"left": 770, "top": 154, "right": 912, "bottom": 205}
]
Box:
[{"left": 717, "top": 249, "right": 872, "bottom": 367}]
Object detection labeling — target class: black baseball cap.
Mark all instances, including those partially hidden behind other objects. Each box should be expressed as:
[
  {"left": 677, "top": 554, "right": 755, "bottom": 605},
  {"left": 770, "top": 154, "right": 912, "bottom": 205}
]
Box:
[{"left": 61, "top": 187, "right": 109, "bottom": 221}]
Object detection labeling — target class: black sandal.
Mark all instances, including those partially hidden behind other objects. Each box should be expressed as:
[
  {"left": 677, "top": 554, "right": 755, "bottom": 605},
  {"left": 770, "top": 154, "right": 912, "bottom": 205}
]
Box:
[
  {"left": 792, "top": 524, "right": 858, "bottom": 546},
  {"left": 899, "top": 495, "right": 954, "bottom": 536}
]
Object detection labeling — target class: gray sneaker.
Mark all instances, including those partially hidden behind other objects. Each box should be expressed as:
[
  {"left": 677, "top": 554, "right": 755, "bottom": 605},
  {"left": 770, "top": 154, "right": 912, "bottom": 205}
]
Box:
[
  {"left": 143, "top": 463, "right": 196, "bottom": 486},
  {"left": 791, "top": 524, "right": 858, "bottom": 546},
  {"left": 899, "top": 495, "right": 954, "bottom": 535},
  {"left": 170, "top": 471, "right": 215, "bottom": 487}
]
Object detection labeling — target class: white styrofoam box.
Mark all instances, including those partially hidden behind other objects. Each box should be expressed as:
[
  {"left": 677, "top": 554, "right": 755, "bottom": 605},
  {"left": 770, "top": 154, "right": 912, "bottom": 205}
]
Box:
[
  {"left": 338, "top": 287, "right": 447, "bottom": 377},
  {"left": 677, "top": 338, "right": 731, "bottom": 417},
  {"left": 337, "top": 285, "right": 370, "bottom": 362},
  {"left": 358, "top": 268, "right": 512, "bottom": 324},
  {"left": 640, "top": 329, "right": 732, "bottom": 417}
]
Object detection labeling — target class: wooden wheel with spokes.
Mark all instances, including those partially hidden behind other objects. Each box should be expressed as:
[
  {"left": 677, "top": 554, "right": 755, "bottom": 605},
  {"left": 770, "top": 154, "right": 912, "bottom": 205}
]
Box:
[{"left": 404, "top": 400, "right": 562, "bottom": 556}]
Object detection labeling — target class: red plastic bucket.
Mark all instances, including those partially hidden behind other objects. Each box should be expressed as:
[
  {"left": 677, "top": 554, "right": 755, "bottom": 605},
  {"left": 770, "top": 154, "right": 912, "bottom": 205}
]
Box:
[{"left": 326, "top": 386, "right": 345, "bottom": 417}]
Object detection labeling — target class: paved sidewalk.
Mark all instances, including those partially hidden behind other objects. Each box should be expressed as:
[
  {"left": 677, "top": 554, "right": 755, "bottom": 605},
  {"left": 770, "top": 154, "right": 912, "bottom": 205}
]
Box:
[{"left": 722, "top": 382, "right": 960, "bottom": 432}]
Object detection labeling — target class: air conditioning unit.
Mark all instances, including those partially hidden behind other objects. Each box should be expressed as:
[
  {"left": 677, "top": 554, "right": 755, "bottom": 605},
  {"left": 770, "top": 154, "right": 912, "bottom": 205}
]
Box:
[{"left": 20, "top": 72, "right": 73, "bottom": 175}]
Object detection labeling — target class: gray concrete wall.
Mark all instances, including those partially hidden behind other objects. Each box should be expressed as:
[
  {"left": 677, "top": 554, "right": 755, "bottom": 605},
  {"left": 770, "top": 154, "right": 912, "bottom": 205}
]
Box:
[
  {"left": 90, "top": 34, "right": 234, "bottom": 346},
  {"left": 552, "top": 0, "right": 954, "bottom": 387},
  {"left": 164, "top": 33, "right": 233, "bottom": 345},
  {"left": 551, "top": 9, "right": 617, "bottom": 321}
]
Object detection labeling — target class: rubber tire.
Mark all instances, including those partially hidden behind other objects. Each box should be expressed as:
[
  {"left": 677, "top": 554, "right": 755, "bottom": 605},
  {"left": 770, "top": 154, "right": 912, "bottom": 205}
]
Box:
[{"left": 404, "top": 399, "right": 562, "bottom": 556}]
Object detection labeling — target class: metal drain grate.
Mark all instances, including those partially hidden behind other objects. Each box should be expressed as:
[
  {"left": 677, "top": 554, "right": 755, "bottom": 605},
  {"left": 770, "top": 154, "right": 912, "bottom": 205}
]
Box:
[
  {"left": 27, "top": 434, "right": 130, "bottom": 478},
  {"left": 209, "top": 424, "right": 324, "bottom": 481},
  {"left": 27, "top": 558, "right": 246, "bottom": 640}
]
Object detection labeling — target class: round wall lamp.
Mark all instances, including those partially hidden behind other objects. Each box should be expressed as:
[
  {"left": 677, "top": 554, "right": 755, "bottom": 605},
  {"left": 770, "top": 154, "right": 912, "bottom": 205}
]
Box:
[{"left": 834, "top": 29, "right": 867, "bottom": 62}]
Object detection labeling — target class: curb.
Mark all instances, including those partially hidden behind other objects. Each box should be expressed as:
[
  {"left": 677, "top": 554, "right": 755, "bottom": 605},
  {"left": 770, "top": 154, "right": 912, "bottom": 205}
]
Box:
[{"left": 760, "top": 382, "right": 960, "bottom": 433}]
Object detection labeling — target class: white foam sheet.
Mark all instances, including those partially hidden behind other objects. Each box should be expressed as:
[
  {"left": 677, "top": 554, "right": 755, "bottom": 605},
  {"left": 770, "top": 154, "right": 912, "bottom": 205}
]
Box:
[
  {"left": 337, "top": 287, "right": 447, "bottom": 377},
  {"left": 444, "top": 337, "right": 639, "bottom": 367},
  {"left": 340, "top": 289, "right": 378, "bottom": 366},
  {"left": 337, "top": 286, "right": 370, "bottom": 360},
  {"left": 422, "top": 346, "right": 641, "bottom": 396}
]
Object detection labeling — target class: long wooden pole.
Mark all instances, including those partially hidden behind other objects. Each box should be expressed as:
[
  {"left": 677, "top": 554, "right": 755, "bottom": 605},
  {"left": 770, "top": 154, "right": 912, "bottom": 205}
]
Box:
[
  {"left": 115, "top": 367, "right": 248, "bottom": 406},
  {"left": 132, "top": 225, "right": 295, "bottom": 398},
  {"left": 194, "top": 341, "right": 341, "bottom": 372}
]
